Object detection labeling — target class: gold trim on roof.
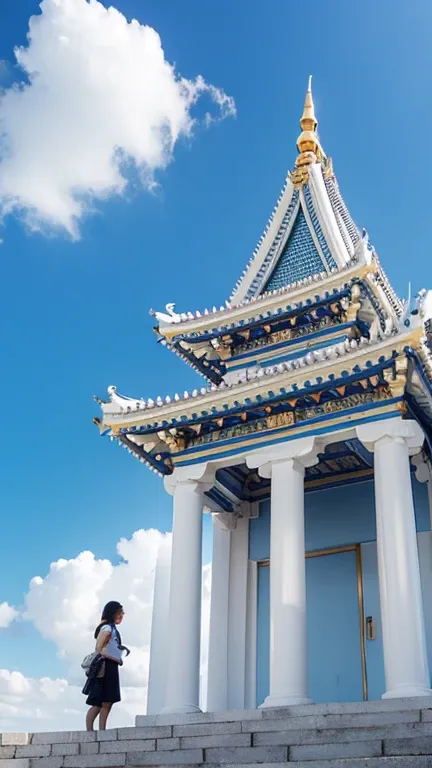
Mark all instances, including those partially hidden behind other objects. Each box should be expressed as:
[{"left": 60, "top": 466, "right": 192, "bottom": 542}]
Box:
[
  {"left": 291, "top": 76, "right": 323, "bottom": 188},
  {"left": 171, "top": 401, "right": 400, "bottom": 464}
]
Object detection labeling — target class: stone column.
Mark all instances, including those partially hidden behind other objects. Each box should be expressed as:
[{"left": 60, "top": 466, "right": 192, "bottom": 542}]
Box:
[
  {"left": 227, "top": 514, "right": 250, "bottom": 709},
  {"left": 247, "top": 437, "right": 319, "bottom": 707},
  {"left": 357, "top": 417, "right": 432, "bottom": 699},
  {"left": 206, "top": 514, "right": 232, "bottom": 712},
  {"left": 162, "top": 467, "right": 213, "bottom": 714},
  {"left": 245, "top": 559, "right": 258, "bottom": 710},
  {"left": 147, "top": 536, "right": 172, "bottom": 715}
]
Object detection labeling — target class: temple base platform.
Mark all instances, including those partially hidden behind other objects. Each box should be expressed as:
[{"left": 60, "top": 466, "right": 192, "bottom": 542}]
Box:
[{"left": 4, "top": 698, "right": 432, "bottom": 767}]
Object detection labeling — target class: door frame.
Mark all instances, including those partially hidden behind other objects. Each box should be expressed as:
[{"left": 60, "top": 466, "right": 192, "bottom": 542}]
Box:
[{"left": 257, "top": 544, "right": 368, "bottom": 700}]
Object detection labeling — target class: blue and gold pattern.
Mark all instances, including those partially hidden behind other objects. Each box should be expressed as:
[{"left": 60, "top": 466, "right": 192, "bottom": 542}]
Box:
[
  {"left": 263, "top": 208, "right": 327, "bottom": 292},
  {"left": 111, "top": 354, "right": 406, "bottom": 478},
  {"left": 209, "top": 439, "right": 374, "bottom": 505},
  {"left": 165, "top": 285, "right": 354, "bottom": 384}
]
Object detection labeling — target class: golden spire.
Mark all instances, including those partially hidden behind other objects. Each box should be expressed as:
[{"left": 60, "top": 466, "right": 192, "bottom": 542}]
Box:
[
  {"left": 291, "top": 76, "right": 322, "bottom": 187},
  {"left": 299, "top": 75, "right": 317, "bottom": 133}
]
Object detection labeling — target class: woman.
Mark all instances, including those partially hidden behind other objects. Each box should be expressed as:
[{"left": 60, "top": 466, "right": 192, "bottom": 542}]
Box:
[{"left": 85, "top": 601, "right": 127, "bottom": 731}]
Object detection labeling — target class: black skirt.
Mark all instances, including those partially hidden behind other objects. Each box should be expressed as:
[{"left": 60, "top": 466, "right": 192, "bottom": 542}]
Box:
[{"left": 85, "top": 659, "right": 121, "bottom": 707}]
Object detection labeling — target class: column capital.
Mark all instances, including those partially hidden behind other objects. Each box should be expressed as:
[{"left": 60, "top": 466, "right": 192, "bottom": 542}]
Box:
[
  {"left": 356, "top": 417, "right": 424, "bottom": 456},
  {"left": 213, "top": 512, "right": 237, "bottom": 531},
  {"left": 246, "top": 436, "right": 320, "bottom": 479},
  {"left": 164, "top": 463, "right": 215, "bottom": 496}
]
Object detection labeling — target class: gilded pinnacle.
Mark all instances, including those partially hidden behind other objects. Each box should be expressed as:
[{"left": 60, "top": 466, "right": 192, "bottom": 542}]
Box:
[
  {"left": 296, "top": 75, "right": 319, "bottom": 161},
  {"left": 291, "top": 76, "right": 322, "bottom": 187},
  {"left": 299, "top": 75, "right": 317, "bottom": 133}
]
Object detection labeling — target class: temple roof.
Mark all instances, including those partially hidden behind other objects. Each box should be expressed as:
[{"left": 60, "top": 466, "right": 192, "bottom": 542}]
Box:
[
  {"left": 229, "top": 165, "right": 351, "bottom": 304},
  {"left": 231, "top": 78, "right": 365, "bottom": 302},
  {"left": 96, "top": 317, "right": 432, "bottom": 474},
  {"left": 151, "top": 79, "right": 402, "bottom": 373},
  {"left": 95, "top": 81, "right": 432, "bottom": 484}
]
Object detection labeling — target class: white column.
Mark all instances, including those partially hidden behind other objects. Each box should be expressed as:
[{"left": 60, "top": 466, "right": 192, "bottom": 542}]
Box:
[
  {"left": 162, "top": 477, "right": 206, "bottom": 714},
  {"left": 267, "top": 458, "right": 309, "bottom": 706},
  {"left": 147, "top": 536, "right": 172, "bottom": 715},
  {"left": 245, "top": 559, "right": 258, "bottom": 709},
  {"left": 247, "top": 437, "right": 319, "bottom": 708},
  {"left": 207, "top": 515, "right": 231, "bottom": 712},
  {"left": 358, "top": 418, "right": 432, "bottom": 699},
  {"left": 227, "top": 515, "right": 250, "bottom": 709}
]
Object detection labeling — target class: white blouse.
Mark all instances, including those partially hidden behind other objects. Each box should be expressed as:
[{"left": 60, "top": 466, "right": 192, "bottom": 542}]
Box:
[{"left": 99, "top": 624, "right": 122, "bottom": 663}]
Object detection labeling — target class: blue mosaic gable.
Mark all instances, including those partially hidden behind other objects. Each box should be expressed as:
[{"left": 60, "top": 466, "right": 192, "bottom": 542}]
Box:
[{"left": 263, "top": 207, "right": 326, "bottom": 292}]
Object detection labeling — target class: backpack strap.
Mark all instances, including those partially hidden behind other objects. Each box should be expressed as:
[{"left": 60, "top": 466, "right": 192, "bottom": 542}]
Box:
[{"left": 110, "top": 623, "right": 130, "bottom": 656}]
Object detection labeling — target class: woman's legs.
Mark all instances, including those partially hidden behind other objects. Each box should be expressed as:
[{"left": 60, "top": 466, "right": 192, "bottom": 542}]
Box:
[
  {"left": 99, "top": 702, "right": 113, "bottom": 730},
  {"left": 86, "top": 706, "right": 101, "bottom": 731}
]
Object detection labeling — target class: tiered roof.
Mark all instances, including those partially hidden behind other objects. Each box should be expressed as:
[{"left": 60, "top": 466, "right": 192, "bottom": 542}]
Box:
[{"left": 95, "top": 79, "right": 432, "bottom": 488}]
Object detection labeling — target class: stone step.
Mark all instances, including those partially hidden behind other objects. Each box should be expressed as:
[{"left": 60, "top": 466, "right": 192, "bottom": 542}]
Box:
[
  {"left": 253, "top": 721, "right": 432, "bottom": 746},
  {"left": 289, "top": 760, "right": 432, "bottom": 767},
  {"left": 136, "top": 698, "right": 432, "bottom": 728},
  {"left": 242, "top": 710, "right": 423, "bottom": 733},
  {"left": 4, "top": 704, "right": 432, "bottom": 768},
  {"left": 261, "top": 697, "right": 432, "bottom": 720},
  {"left": 233, "top": 761, "right": 432, "bottom": 767},
  {"left": 134, "top": 709, "right": 431, "bottom": 737}
]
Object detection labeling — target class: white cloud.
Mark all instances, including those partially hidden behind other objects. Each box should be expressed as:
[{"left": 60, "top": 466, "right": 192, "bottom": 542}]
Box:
[
  {"left": 0, "top": 670, "right": 81, "bottom": 733},
  {"left": 0, "top": 669, "right": 157, "bottom": 734},
  {"left": 0, "top": 602, "right": 19, "bottom": 628},
  {"left": 0, "top": 0, "right": 235, "bottom": 238},
  {"left": 0, "top": 528, "right": 212, "bottom": 732}
]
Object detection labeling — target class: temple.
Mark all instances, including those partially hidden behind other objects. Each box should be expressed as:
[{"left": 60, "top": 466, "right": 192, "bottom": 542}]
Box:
[{"left": 95, "top": 79, "right": 432, "bottom": 714}]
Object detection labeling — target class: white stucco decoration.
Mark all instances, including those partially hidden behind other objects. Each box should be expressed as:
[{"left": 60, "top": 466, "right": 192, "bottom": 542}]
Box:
[{"left": 151, "top": 303, "right": 182, "bottom": 324}]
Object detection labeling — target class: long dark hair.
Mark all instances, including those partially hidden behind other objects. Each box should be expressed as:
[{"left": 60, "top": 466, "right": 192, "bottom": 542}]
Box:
[{"left": 94, "top": 600, "right": 123, "bottom": 640}]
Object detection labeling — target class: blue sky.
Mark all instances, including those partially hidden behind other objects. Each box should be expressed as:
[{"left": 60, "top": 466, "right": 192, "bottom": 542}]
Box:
[{"left": 1, "top": 0, "right": 432, "bottom": 707}]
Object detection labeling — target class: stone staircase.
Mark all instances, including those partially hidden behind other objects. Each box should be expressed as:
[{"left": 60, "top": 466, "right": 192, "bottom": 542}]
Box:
[{"left": 4, "top": 699, "right": 432, "bottom": 767}]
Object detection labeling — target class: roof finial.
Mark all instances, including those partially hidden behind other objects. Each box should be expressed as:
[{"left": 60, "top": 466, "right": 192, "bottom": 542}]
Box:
[
  {"left": 298, "top": 75, "right": 318, "bottom": 152},
  {"left": 291, "top": 76, "right": 321, "bottom": 187}
]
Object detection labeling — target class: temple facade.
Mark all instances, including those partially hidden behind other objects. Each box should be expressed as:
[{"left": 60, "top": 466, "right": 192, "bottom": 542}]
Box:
[{"left": 95, "top": 80, "right": 432, "bottom": 715}]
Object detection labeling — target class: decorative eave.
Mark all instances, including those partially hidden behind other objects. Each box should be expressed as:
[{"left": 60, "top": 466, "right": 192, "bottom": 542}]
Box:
[
  {"left": 152, "top": 245, "right": 402, "bottom": 349},
  {"left": 155, "top": 257, "right": 375, "bottom": 341},
  {"left": 99, "top": 296, "right": 427, "bottom": 447},
  {"left": 95, "top": 307, "right": 432, "bottom": 478},
  {"left": 150, "top": 259, "right": 406, "bottom": 388},
  {"left": 156, "top": 281, "right": 355, "bottom": 385},
  {"left": 96, "top": 322, "right": 426, "bottom": 436}
]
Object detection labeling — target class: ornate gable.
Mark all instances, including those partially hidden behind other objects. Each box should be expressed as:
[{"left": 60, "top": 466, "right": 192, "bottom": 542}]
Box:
[
  {"left": 263, "top": 201, "right": 331, "bottom": 293},
  {"left": 230, "top": 79, "right": 358, "bottom": 304}
]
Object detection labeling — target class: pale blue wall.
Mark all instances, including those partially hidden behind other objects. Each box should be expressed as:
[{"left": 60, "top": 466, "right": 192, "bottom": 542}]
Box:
[
  {"left": 252, "top": 475, "right": 431, "bottom": 704},
  {"left": 257, "top": 551, "right": 364, "bottom": 705},
  {"left": 249, "top": 475, "right": 430, "bottom": 562}
]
